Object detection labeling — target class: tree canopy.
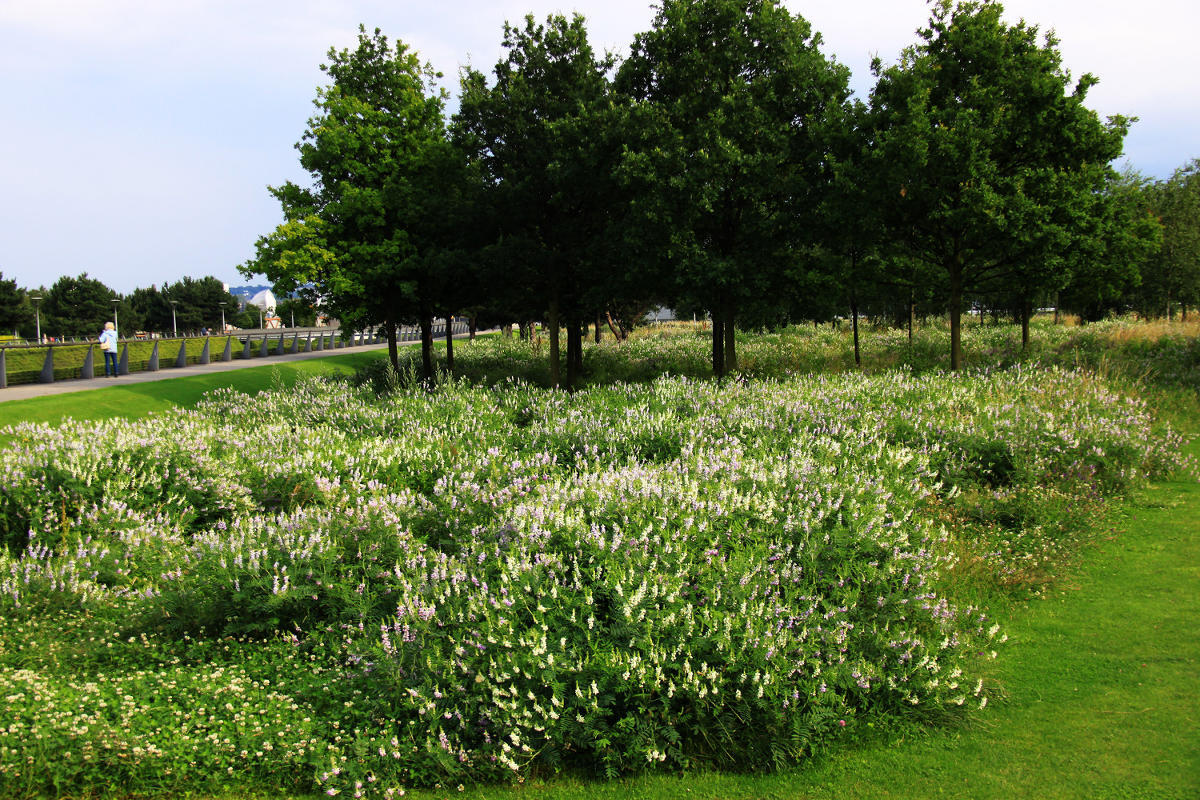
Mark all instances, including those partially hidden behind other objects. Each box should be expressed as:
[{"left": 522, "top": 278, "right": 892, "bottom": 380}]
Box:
[
  {"left": 244, "top": 25, "right": 461, "bottom": 376},
  {"left": 5, "top": 2, "right": 1181, "bottom": 367},
  {"left": 869, "top": 0, "right": 1129, "bottom": 367},
  {"left": 617, "top": 0, "right": 850, "bottom": 375}
]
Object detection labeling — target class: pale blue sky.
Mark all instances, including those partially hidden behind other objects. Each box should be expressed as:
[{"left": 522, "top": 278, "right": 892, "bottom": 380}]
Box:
[{"left": 2, "top": 0, "right": 1196, "bottom": 294}]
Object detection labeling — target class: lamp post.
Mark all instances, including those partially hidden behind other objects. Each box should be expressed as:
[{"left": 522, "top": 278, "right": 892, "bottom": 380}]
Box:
[
  {"left": 258, "top": 306, "right": 263, "bottom": 329},
  {"left": 290, "top": 308, "right": 295, "bottom": 328},
  {"left": 30, "top": 295, "right": 42, "bottom": 343},
  {"left": 111, "top": 297, "right": 120, "bottom": 334},
  {"left": 219, "top": 301, "right": 226, "bottom": 333},
  {"left": 170, "top": 300, "right": 178, "bottom": 337}
]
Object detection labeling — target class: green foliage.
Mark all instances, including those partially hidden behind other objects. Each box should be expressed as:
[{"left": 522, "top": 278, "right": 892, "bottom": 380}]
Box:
[
  {"left": 870, "top": 0, "right": 1129, "bottom": 369},
  {"left": 1057, "top": 167, "right": 1161, "bottom": 321},
  {"left": 0, "top": 327, "right": 1190, "bottom": 797},
  {"left": 245, "top": 25, "right": 465, "bottom": 377},
  {"left": 454, "top": 12, "right": 617, "bottom": 388},
  {"left": 1136, "top": 159, "right": 1200, "bottom": 318},
  {"left": 0, "top": 273, "right": 26, "bottom": 336},
  {"left": 40, "top": 273, "right": 117, "bottom": 339},
  {"left": 274, "top": 296, "right": 318, "bottom": 327},
  {"left": 617, "top": 0, "right": 850, "bottom": 374}
]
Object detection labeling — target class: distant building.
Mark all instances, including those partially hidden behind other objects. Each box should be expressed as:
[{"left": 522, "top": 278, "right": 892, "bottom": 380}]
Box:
[{"left": 247, "top": 289, "right": 277, "bottom": 316}]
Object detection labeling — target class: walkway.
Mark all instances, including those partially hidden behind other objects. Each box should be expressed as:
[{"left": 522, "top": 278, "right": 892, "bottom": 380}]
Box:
[{"left": 0, "top": 341, "right": 395, "bottom": 403}]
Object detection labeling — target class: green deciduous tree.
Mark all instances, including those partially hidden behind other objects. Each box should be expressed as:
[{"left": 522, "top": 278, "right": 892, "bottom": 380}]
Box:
[
  {"left": 817, "top": 100, "right": 888, "bottom": 365},
  {"left": 617, "top": 0, "right": 850, "bottom": 377},
  {"left": 0, "top": 273, "right": 26, "bottom": 336},
  {"left": 275, "top": 297, "right": 318, "bottom": 328},
  {"left": 870, "top": 0, "right": 1128, "bottom": 368},
  {"left": 454, "top": 13, "right": 614, "bottom": 390},
  {"left": 162, "top": 277, "right": 241, "bottom": 334},
  {"left": 41, "top": 273, "right": 117, "bottom": 340},
  {"left": 1059, "top": 167, "right": 1160, "bottom": 323},
  {"left": 246, "top": 26, "right": 460, "bottom": 378},
  {"left": 1141, "top": 160, "right": 1200, "bottom": 320}
]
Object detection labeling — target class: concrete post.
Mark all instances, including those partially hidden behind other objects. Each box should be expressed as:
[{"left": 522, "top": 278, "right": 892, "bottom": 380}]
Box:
[{"left": 39, "top": 347, "right": 54, "bottom": 383}]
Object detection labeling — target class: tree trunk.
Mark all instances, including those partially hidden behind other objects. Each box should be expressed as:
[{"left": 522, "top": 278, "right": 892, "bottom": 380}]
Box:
[
  {"left": 949, "top": 255, "right": 964, "bottom": 371},
  {"left": 444, "top": 313, "right": 454, "bottom": 374},
  {"left": 386, "top": 319, "right": 399, "bottom": 370},
  {"left": 595, "top": 312, "right": 602, "bottom": 343},
  {"left": 711, "top": 307, "right": 725, "bottom": 379},
  {"left": 1021, "top": 299, "right": 1031, "bottom": 351},
  {"left": 1053, "top": 292, "right": 1061, "bottom": 325},
  {"left": 606, "top": 311, "right": 624, "bottom": 341},
  {"left": 547, "top": 298, "right": 561, "bottom": 389},
  {"left": 908, "top": 289, "right": 915, "bottom": 345},
  {"left": 468, "top": 314, "right": 477, "bottom": 341},
  {"left": 851, "top": 294, "right": 861, "bottom": 368},
  {"left": 722, "top": 293, "right": 737, "bottom": 373},
  {"left": 419, "top": 313, "right": 434, "bottom": 383}
]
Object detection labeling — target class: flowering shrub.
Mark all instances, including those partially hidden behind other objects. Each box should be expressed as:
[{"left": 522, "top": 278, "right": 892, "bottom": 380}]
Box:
[{"left": 0, "top": 338, "right": 1188, "bottom": 797}]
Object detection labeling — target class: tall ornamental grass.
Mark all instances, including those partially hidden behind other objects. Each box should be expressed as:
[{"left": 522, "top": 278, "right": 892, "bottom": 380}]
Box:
[
  {"left": 450, "top": 318, "right": 1200, "bottom": 394},
  {"left": 0, "top": 342, "right": 1189, "bottom": 798}
]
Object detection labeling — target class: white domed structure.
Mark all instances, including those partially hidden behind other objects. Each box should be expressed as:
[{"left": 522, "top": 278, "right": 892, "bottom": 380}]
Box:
[{"left": 248, "top": 288, "right": 277, "bottom": 316}]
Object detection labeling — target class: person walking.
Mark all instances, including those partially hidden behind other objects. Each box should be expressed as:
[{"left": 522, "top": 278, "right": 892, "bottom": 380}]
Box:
[{"left": 98, "top": 321, "right": 119, "bottom": 377}]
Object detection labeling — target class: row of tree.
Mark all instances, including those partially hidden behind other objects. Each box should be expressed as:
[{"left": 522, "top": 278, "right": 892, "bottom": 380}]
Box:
[
  {"left": 247, "top": 0, "right": 1198, "bottom": 386},
  {"left": 0, "top": 274, "right": 319, "bottom": 342}
]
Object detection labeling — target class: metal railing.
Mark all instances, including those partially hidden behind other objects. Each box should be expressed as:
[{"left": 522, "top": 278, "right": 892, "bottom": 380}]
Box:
[{"left": 0, "top": 322, "right": 467, "bottom": 389}]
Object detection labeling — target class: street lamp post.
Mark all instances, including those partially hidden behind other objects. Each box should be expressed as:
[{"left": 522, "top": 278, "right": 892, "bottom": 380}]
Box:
[
  {"left": 258, "top": 306, "right": 263, "bottom": 329},
  {"left": 170, "top": 300, "right": 178, "bottom": 337},
  {"left": 30, "top": 295, "right": 42, "bottom": 343},
  {"left": 111, "top": 298, "right": 120, "bottom": 334},
  {"left": 219, "top": 301, "right": 226, "bottom": 333}
]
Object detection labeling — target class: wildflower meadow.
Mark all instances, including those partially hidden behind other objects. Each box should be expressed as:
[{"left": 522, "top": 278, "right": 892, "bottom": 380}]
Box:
[{"left": 0, "top": 326, "right": 1191, "bottom": 798}]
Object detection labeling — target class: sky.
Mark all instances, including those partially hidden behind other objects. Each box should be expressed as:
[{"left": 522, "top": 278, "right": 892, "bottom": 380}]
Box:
[{"left": 2, "top": 0, "right": 1197, "bottom": 295}]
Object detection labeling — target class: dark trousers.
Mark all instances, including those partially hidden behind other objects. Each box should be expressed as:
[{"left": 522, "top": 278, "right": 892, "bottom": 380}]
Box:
[{"left": 104, "top": 351, "right": 118, "bottom": 377}]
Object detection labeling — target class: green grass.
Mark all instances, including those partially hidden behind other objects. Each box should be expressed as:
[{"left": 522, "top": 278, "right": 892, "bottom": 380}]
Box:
[
  {"left": 0, "top": 350, "right": 389, "bottom": 436},
  {"left": 1, "top": 334, "right": 352, "bottom": 384}
]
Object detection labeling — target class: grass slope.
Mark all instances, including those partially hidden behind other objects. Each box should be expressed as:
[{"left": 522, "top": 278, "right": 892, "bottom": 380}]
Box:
[{"left": 0, "top": 351, "right": 387, "bottom": 436}]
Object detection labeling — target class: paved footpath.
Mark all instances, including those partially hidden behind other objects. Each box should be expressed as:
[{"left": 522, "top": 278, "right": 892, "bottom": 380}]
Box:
[{"left": 0, "top": 341, "right": 395, "bottom": 403}]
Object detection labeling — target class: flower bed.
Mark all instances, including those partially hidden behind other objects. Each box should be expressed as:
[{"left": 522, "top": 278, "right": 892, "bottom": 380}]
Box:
[{"left": 0, "top": 349, "right": 1187, "bottom": 797}]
